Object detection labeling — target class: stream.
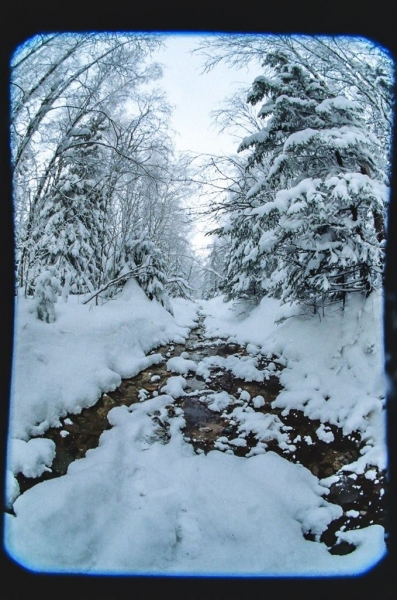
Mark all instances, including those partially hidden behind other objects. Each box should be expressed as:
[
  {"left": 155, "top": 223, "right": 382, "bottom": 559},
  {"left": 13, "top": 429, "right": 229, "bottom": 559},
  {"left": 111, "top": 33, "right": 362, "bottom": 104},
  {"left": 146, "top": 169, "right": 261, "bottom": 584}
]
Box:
[{"left": 13, "top": 314, "right": 387, "bottom": 556}]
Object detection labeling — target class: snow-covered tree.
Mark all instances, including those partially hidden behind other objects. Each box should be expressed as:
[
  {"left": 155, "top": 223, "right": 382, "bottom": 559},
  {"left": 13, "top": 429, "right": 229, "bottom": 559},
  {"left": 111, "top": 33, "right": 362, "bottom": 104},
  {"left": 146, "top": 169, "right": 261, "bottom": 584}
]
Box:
[
  {"left": 120, "top": 233, "right": 173, "bottom": 313},
  {"left": 32, "top": 115, "right": 109, "bottom": 295},
  {"left": 252, "top": 174, "right": 387, "bottom": 311},
  {"left": 33, "top": 267, "right": 61, "bottom": 323},
  {"left": 219, "top": 211, "right": 269, "bottom": 304},
  {"left": 198, "top": 153, "right": 271, "bottom": 304},
  {"left": 12, "top": 33, "right": 203, "bottom": 309},
  {"left": 12, "top": 33, "right": 165, "bottom": 296},
  {"left": 110, "top": 147, "right": 198, "bottom": 301},
  {"left": 196, "top": 34, "right": 394, "bottom": 161},
  {"left": 201, "top": 236, "right": 228, "bottom": 300},
  {"left": 241, "top": 51, "right": 388, "bottom": 309},
  {"left": 208, "top": 48, "right": 389, "bottom": 312},
  {"left": 11, "top": 33, "right": 163, "bottom": 177}
]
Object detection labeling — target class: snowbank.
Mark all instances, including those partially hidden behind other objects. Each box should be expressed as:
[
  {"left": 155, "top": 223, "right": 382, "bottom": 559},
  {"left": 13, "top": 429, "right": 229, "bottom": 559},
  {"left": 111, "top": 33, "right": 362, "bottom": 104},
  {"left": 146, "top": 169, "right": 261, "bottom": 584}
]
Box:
[
  {"left": 9, "top": 279, "right": 197, "bottom": 441},
  {"left": 6, "top": 280, "right": 198, "bottom": 485}
]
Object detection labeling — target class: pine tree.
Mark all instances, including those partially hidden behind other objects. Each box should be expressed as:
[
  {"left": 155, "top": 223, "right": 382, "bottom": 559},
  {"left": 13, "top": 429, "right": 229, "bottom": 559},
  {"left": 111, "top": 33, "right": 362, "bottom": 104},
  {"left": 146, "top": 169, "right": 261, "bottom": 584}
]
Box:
[
  {"left": 219, "top": 212, "right": 264, "bottom": 303},
  {"left": 121, "top": 233, "right": 173, "bottom": 313},
  {"left": 226, "top": 50, "right": 388, "bottom": 312},
  {"left": 33, "top": 267, "right": 61, "bottom": 323},
  {"left": 33, "top": 115, "right": 108, "bottom": 296}
]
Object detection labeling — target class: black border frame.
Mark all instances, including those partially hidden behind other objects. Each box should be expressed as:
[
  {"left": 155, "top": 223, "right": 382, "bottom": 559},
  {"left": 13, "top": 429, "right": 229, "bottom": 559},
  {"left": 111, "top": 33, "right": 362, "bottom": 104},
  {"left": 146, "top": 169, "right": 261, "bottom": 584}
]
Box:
[{"left": 1, "top": 2, "right": 396, "bottom": 597}]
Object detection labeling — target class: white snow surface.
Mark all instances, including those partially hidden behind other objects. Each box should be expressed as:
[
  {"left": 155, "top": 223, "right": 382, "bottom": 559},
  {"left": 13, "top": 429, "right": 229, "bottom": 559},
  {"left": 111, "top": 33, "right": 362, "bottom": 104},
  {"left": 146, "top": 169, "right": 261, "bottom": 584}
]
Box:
[
  {"left": 160, "top": 375, "right": 188, "bottom": 398},
  {"left": 4, "top": 283, "right": 387, "bottom": 575},
  {"left": 9, "top": 279, "right": 195, "bottom": 441},
  {"left": 166, "top": 356, "right": 198, "bottom": 375}
]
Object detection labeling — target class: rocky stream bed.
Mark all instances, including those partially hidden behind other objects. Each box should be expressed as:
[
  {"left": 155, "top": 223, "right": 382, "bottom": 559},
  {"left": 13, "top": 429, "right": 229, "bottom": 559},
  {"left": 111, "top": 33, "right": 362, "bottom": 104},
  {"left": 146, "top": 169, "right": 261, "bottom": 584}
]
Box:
[{"left": 13, "top": 316, "right": 387, "bottom": 557}]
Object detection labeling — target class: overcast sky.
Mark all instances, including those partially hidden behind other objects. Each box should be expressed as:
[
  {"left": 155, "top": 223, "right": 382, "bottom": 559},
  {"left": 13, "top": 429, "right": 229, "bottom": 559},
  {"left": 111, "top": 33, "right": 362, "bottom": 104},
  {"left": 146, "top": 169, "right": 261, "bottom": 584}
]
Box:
[
  {"left": 153, "top": 34, "right": 260, "bottom": 157},
  {"left": 150, "top": 34, "right": 261, "bottom": 253}
]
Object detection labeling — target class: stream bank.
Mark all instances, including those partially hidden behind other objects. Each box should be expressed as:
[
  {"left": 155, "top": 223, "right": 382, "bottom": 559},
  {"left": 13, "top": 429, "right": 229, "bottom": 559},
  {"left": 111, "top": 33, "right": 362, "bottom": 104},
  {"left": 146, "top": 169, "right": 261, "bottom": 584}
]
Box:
[{"left": 13, "top": 314, "right": 387, "bottom": 556}]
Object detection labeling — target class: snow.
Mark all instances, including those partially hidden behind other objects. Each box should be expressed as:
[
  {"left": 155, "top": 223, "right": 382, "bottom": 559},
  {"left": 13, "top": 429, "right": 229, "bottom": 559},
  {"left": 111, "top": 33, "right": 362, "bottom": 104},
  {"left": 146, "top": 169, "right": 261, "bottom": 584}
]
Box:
[
  {"left": 203, "top": 292, "right": 386, "bottom": 463},
  {"left": 160, "top": 375, "right": 187, "bottom": 398},
  {"left": 9, "top": 278, "right": 193, "bottom": 441},
  {"left": 5, "top": 425, "right": 385, "bottom": 575},
  {"left": 4, "top": 281, "right": 387, "bottom": 576},
  {"left": 166, "top": 356, "right": 198, "bottom": 375},
  {"left": 316, "top": 424, "right": 335, "bottom": 443},
  {"left": 283, "top": 126, "right": 375, "bottom": 154},
  {"left": 8, "top": 438, "right": 55, "bottom": 479},
  {"left": 204, "top": 390, "right": 232, "bottom": 412},
  {"left": 196, "top": 354, "right": 264, "bottom": 382},
  {"left": 230, "top": 405, "right": 290, "bottom": 449},
  {"left": 315, "top": 96, "right": 361, "bottom": 115},
  {"left": 253, "top": 395, "right": 265, "bottom": 408}
]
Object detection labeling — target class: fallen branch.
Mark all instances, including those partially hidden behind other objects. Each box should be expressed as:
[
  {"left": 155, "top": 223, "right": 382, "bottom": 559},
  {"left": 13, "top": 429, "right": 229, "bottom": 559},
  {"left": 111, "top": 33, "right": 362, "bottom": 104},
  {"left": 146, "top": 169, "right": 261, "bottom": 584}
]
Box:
[
  {"left": 82, "top": 263, "right": 150, "bottom": 305},
  {"left": 167, "top": 276, "right": 195, "bottom": 292}
]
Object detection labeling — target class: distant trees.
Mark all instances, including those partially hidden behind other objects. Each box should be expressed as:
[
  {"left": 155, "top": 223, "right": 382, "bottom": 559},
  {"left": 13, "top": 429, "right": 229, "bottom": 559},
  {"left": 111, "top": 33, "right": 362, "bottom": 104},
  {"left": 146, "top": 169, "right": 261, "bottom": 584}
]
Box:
[
  {"left": 201, "top": 236, "right": 227, "bottom": 299},
  {"left": 11, "top": 33, "right": 198, "bottom": 315},
  {"left": 197, "top": 36, "right": 392, "bottom": 313},
  {"left": 200, "top": 155, "right": 269, "bottom": 304}
]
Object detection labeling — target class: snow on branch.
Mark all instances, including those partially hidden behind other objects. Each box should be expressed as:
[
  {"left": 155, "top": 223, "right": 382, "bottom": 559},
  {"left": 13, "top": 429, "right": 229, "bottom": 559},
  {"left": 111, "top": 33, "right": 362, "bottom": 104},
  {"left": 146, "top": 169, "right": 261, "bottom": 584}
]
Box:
[
  {"left": 166, "top": 276, "right": 195, "bottom": 292},
  {"left": 82, "top": 264, "right": 150, "bottom": 305}
]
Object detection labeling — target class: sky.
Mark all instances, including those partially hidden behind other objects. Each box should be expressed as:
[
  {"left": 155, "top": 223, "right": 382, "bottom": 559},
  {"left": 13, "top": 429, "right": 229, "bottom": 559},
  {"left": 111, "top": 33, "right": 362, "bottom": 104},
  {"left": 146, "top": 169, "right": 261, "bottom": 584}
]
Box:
[
  {"left": 148, "top": 34, "right": 261, "bottom": 252},
  {"left": 153, "top": 34, "right": 260, "bottom": 156}
]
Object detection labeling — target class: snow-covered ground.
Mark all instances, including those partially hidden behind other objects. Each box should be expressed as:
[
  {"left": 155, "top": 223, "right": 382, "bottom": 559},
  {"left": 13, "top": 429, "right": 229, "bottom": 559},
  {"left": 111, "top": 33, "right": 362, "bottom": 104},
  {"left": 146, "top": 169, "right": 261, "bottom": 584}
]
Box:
[
  {"left": 4, "top": 282, "right": 387, "bottom": 575},
  {"left": 203, "top": 293, "right": 387, "bottom": 467}
]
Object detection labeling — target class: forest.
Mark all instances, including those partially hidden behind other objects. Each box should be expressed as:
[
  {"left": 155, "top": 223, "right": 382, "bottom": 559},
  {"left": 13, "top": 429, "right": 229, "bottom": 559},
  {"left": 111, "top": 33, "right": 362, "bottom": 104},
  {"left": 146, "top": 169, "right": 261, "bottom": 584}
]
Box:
[{"left": 4, "top": 33, "right": 394, "bottom": 576}]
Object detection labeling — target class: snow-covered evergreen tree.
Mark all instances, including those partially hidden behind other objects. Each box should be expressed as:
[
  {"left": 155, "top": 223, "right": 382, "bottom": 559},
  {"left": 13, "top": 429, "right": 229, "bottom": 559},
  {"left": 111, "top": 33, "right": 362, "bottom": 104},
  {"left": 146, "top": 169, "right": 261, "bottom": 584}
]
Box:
[
  {"left": 120, "top": 233, "right": 173, "bottom": 313},
  {"left": 224, "top": 50, "right": 389, "bottom": 312},
  {"left": 219, "top": 213, "right": 264, "bottom": 303},
  {"left": 33, "top": 115, "right": 108, "bottom": 295},
  {"left": 33, "top": 267, "right": 61, "bottom": 323},
  {"left": 254, "top": 174, "right": 387, "bottom": 310}
]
